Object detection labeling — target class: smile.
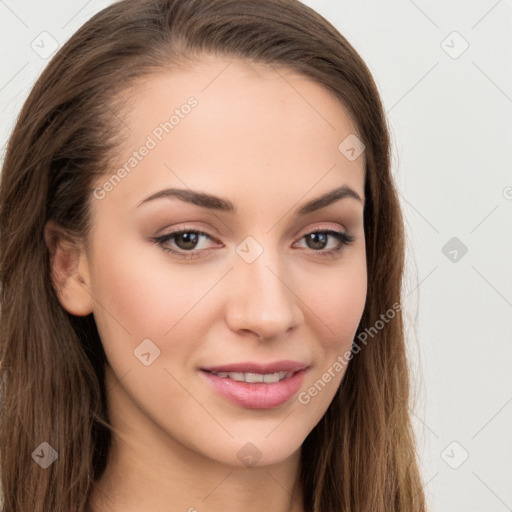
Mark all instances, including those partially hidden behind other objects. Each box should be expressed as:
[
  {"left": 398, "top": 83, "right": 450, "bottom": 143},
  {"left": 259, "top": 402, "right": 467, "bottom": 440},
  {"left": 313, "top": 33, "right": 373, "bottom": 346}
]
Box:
[
  {"left": 209, "top": 371, "right": 294, "bottom": 383},
  {"left": 200, "top": 368, "right": 308, "bottom": 409}
]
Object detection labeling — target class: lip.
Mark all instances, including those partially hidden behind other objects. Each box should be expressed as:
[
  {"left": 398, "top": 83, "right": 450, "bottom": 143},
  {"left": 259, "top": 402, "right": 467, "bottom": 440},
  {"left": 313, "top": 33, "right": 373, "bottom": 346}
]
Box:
[
  {"left": 199, "top": 362, "right": 309, "bottom": 409},
  {"left": 200, "top": 360, "right": 309, "bottom": 374}
]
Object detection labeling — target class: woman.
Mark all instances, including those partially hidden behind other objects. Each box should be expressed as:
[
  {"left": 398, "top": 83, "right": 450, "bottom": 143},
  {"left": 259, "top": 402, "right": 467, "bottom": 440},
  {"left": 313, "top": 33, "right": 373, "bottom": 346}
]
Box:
[{"left": 0, "top": 0, "right": 426, "bottom": 511}]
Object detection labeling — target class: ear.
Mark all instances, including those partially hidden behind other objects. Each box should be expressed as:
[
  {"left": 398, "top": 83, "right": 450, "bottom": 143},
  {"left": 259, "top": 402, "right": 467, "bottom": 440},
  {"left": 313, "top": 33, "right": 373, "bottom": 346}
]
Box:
[{"left": 44, "top": 220, "right": 94, "bottom": 316}]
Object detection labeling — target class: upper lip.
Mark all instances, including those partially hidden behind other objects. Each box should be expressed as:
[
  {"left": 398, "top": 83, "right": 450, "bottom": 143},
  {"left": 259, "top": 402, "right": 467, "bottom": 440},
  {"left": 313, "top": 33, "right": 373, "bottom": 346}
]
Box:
[{"left": 201, "top": 360, "right": 309, "bottom": 374}]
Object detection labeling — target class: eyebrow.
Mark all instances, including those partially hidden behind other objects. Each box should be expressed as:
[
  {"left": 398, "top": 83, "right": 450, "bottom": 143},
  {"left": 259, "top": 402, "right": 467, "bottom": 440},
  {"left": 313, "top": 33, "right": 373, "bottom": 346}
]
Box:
[{"left": 136, "top": 185, "right": 363, "bottom": 214}]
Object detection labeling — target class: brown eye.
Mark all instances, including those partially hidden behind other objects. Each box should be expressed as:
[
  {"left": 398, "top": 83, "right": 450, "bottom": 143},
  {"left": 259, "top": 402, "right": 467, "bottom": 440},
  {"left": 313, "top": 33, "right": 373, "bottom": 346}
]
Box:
[
  {"left": 295, "top": 229, "right": 355, "bottom": 258},
  {"left": 153, "top": 229, "right": 218, "bottom": 258},
  {"left": 173, "top": 232, "right": 200, "bottom": 250},
  {"left": 304, "top": 232, "right": 329, "bottom": 250}
]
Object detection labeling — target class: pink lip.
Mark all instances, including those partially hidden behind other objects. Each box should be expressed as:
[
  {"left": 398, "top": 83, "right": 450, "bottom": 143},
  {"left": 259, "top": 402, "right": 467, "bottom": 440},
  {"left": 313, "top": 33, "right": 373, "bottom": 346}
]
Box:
[
  {"left": 199, "top": 363, "right": 309, "bottom": 409},
  {"left": 200, "top": 360, "right": 308, "bottom": 374}
]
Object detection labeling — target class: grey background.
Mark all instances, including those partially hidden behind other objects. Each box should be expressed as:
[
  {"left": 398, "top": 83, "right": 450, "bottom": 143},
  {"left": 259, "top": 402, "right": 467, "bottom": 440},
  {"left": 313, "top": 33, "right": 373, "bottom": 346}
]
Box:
[{"left": 1, "top": 1, "right": 511, "bottom": 510}]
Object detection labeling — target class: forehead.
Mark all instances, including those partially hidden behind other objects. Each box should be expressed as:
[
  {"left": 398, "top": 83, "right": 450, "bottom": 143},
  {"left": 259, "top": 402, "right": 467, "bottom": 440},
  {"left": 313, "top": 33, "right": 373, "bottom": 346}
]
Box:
[{"left": 101, "top": 55, "right": 365, "bottom": 211}]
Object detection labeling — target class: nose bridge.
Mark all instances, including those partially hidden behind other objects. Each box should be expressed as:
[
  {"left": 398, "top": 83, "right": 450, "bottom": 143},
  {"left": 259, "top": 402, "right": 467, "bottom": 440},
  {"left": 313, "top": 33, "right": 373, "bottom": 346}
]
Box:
[{"left": 226, "top": 238, "right": 302, "bottom": 339}]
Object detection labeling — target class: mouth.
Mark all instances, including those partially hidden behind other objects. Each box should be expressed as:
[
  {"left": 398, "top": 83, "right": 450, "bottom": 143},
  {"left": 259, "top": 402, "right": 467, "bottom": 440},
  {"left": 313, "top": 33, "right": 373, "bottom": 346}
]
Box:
[
  {"left": 200, "top": 360, "right": 308, "bottom": 375},
  {"left": 199, "top": 360, "right": 310, "bottom": 409},
  {"left": 202, "top": 369, "right": 296, "bottom": 384}
]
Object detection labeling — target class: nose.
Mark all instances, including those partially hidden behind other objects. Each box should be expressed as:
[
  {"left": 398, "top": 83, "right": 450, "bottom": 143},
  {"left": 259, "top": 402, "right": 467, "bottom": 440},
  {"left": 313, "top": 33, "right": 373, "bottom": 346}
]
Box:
[{"left": 225, "top": 244, "right": 304, "bottom": 341}]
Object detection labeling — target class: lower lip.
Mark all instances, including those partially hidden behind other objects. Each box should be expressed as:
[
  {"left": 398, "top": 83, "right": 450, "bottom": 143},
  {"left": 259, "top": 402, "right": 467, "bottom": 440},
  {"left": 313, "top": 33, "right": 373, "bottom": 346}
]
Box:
[{"left": 200, "top": 369, "right": 307, "bottom": 409}]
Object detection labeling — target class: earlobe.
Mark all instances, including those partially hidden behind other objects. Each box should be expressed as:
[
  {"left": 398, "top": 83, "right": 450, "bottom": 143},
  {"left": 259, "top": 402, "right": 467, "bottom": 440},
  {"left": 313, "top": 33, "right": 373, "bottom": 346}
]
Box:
[{"left": 44, "top": 220, "right": 94, "bottom": 317}]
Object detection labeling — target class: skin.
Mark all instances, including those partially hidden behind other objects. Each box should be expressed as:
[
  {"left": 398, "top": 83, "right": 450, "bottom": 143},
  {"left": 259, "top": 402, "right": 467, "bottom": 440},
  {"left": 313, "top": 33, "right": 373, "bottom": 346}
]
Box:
[{"left": 48, "top": 55, "right": 367, "bottom": 512}]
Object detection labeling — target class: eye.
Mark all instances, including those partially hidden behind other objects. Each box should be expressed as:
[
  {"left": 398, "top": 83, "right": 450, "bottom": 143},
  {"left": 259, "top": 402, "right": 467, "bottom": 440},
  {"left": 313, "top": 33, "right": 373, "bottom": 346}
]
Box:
[
  {"left": 293, "top": 229, "right": 355, "bottom": 258},
  {"left": 153, "top": 229, "right": 219, "bottom": 259},
  {"left": 152, "top": 227, "right": 355, "bottom": 259}
]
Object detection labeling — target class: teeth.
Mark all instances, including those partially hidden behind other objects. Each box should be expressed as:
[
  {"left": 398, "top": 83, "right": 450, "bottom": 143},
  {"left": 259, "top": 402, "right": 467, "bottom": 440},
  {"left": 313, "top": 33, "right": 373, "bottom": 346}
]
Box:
[
  {"left": 262, "top": 371, "right": 293, "bottom": 383},
  {"left": 213, "top": 371, "right": 293, "bottom": 383}
]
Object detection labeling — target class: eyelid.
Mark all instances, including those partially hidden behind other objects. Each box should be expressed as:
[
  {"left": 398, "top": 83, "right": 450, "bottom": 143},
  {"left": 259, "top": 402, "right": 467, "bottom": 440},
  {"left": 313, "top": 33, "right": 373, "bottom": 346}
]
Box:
[
  {"left": 152, "top": 221, "right": 355, "bottom": 258},
  {"left": 156, "top": 221, "right": 348, "bottom": 243},
  {"left": 294, "top": 221, "right": 348, "bottom": 238}
]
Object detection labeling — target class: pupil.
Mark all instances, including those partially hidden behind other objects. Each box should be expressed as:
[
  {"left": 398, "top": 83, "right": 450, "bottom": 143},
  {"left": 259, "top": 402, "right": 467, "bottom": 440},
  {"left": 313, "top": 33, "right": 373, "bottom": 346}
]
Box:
[
  {"left": 177, "top": 232, "right": 198, "bottom": 250},
  {"left": 308, "top": 233, "right": 327, "bottom": 250}
]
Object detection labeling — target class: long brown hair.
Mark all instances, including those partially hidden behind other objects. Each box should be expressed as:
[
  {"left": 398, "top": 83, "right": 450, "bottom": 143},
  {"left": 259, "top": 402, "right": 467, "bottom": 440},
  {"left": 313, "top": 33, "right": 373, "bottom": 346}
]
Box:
[{"left": 0, "top": 1, "right": 426, "bottom": 510}]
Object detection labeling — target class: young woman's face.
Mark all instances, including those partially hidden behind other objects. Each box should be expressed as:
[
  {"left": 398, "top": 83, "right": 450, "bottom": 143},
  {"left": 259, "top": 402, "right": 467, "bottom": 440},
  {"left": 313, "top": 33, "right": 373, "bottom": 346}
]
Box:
[{"left": 83, "top": 56, "right": 367, "bottom": 468}]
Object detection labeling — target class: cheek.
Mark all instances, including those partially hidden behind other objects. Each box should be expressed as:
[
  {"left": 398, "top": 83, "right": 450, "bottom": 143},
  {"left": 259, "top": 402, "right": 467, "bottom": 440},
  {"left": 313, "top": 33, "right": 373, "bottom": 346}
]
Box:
[
  {"left": 87, "top": 233, "right": 219, "bottom": 353},
  {"left": 333, "top": 276, "right": 367, "bottom": 339},
  {"left": 296, "top": 262, "right": 366, "bottom": 414},
  {"left": 306, "top": 260, "right": 367, "bottom": 347}
]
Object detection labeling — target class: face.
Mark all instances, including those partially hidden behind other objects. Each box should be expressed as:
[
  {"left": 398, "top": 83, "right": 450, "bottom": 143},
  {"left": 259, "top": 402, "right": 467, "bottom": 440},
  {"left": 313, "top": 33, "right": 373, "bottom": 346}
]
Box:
[{"left": 80, "top": 55, "right": 367, "bottom": 468}]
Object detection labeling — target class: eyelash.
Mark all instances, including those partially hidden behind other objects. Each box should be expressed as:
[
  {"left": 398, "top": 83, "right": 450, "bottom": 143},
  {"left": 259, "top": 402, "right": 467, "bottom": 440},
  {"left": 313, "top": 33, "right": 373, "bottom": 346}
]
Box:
[{"left": 152, "top": 227, "right": 355, "bottom": 260}]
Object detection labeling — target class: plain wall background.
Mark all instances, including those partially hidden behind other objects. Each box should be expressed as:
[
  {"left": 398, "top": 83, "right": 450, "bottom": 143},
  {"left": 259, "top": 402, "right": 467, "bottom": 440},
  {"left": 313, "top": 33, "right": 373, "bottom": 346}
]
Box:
[{"left": 1, "top": 1, "right": 511, "bottom": 510}]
